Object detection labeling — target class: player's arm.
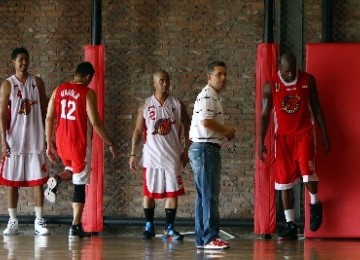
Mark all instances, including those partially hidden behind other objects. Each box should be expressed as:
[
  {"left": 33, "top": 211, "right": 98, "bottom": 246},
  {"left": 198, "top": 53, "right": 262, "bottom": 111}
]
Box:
[
  {"left": 180, "top": 100, "right": 191, "bottom": 167},
  {"left": 129, "top": 103, "right": 145, "bottom": 171},
  {"left": 309, "top": 74, "right": 330, "bottom": 153},
  {"left": 0, "top": 80, "right": 11, "bottom": 157},
  {"left": 35, "top": 76, "right": 48, "bottom": 124},
  {"left": 45, "top": 89, "right": 57, "bottom": 163},
  {"left": 258, "top": 81, "right": 273, "bottom": 162},
  {"left": 86, "top": 89, "right": 117, "bottom": 158}
]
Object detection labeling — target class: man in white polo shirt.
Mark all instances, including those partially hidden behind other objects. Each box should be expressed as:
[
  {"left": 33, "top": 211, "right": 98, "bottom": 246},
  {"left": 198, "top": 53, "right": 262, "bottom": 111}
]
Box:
[{"left": 188, "top": 61, "right": 235, "bottom": 250}]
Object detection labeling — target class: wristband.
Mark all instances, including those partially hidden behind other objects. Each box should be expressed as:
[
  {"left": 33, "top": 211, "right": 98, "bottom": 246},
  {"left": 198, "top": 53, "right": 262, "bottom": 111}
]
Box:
[{"left": 130, "top": 154, "right": 136, "bottom": 157}]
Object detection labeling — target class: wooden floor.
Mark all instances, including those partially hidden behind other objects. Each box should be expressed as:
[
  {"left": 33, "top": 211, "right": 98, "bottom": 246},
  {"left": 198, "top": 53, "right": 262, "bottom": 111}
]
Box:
[{"left": 1, "top": 226, "right": 360, "bottom": 259}]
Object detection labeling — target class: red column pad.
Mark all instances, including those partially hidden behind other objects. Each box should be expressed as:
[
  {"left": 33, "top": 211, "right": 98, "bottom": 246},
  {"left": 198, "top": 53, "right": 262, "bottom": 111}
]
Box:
[
  {"left": 82, "top": 45, "right": 105, "bottom": 232},
  {"left": 305, "top": 43, "right": 360, "bottom": 238},
  {"left": 254, "top": 43, "right": 278, "bottom": 235}
]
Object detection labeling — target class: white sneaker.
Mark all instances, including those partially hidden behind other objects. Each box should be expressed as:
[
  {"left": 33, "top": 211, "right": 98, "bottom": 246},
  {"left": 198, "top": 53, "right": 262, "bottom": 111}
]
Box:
[
  {"left": 3, "top": 218, "right": 19, "bottom": 236},
  {"left": 203, "top": 238, "right": 230, "bottom": 250},
  {"left": 34, "top": 218, "right": 50, "bottom": 236},
  {"left": 44, "top": 176, "right": 60, "bottom": 203}
]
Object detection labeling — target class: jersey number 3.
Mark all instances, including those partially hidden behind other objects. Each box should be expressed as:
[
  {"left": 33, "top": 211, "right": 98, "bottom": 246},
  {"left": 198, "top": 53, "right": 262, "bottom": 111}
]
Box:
[{"left": 60, "top": 99, "right": 76, "bottom": 120}]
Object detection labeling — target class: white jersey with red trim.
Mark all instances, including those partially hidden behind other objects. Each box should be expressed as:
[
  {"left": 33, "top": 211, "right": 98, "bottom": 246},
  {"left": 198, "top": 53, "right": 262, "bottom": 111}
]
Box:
[
  {"left": 6, "top": 74, "right": 45, "bottom": 154},
  {"left": 142, "top": 95, "right": 182, "bottom": 170}
]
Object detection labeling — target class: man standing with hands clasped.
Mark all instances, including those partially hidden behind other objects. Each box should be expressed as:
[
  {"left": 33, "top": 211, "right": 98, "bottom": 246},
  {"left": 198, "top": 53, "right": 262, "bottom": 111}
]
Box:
[{"left": 188, "top": 61, "right": 235, "bottom": 250}]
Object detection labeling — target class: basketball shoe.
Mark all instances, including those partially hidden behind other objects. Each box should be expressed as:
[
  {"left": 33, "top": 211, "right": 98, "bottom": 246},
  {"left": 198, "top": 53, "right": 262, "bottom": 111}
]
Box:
[
  {"left": 3, "top": 218, "right": 19, "bottom": 236},
  {"left": 162, "top": 224, "right": 184, "bottom": 241},
  {"left": 310, "top": 201, "right": 323, "bottom": 231},
  {"left": 143, "top": 222, "right": 155, "bottom": 239},
  {"left": 34, "top": 218, "right": 50, "bottom": 235},
  {"left": 278, "top": 221, "right": 298, "bottom": 240},
  {"left": 44, "top": 175, "right": 61, "bottom": 203},
  {"left": 69, "top": 224, "right": 91, "bottom": 240}
]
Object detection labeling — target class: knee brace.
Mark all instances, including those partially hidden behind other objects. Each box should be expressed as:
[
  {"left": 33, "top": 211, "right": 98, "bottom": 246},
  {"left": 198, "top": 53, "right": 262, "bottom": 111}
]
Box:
[{"left": 73, "top": 184, "right": 85, "bottom": 203}]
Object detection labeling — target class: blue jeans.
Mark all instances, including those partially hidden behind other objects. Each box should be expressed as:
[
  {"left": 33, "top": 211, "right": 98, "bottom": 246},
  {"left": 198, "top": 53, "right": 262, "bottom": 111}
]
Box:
[{"left": 188, "top": 142, "right": 221, "bottom": 246}]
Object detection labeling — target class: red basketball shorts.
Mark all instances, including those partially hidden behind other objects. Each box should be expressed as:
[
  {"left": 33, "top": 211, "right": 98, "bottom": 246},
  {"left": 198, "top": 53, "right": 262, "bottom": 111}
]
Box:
[{"left": 274, "top": 128, "right": 319, "bottom": 190}]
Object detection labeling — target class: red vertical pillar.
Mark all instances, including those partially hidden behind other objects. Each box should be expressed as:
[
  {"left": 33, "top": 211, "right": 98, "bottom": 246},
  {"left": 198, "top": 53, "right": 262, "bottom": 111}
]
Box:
[
  {"left": 82, "top": 44, "right": 105, "bottom": 232},
  {"left": 254, "top": 43, "right": 278, "bottom": 235}
]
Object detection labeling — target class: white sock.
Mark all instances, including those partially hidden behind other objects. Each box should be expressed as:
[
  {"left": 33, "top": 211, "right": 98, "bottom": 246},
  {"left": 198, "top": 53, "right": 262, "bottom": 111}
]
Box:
[
  {"left": 8, "top": 208, "right": 17, "bottom": 220},
  {"left": 284, "top": 209, "right": 295, "bottom": 223},
  {"left": 34, "top": 207, "right": 43, "bottom": 219},
  {"left": 309, "top": 193, "right": 318, "bottom": 205}
]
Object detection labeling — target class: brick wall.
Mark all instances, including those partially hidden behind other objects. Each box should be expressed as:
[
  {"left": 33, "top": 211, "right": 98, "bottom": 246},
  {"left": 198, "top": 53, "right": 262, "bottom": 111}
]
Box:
[{"left": 0, "top": 0, "right": 359, "bottom": 221}]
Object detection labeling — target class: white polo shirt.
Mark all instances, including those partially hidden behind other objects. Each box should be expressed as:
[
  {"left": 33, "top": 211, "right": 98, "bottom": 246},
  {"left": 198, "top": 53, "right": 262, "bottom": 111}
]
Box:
[{"left": 189, "top": 85, "right": 224, "bottom": 145}]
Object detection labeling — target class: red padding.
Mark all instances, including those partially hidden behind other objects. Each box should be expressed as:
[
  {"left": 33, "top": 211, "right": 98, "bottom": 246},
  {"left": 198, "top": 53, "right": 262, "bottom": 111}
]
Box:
[
  {"left": 82, "top": 45, "right": 105, "bottom": 232},
  {"left": 254, "top": 43, "right": 278, "bottom": 235},
  {"left": 305, "top": 43, "right": 360, "bottom": 238}
]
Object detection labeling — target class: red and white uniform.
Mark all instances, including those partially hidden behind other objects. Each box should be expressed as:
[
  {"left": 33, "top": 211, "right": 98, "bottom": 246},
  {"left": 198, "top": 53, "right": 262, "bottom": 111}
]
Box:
[
  {"left": 0, "top": 74, "right": 47, "bottom": 187},
  {"left": 54, "top": 82, "right": 92, "bottom": 184},
  {"left": 141, "top": 95, "right": 185, "bottom": 198},
  {"left": 271, "top": 70, "right": 318, "bottom": 190}
]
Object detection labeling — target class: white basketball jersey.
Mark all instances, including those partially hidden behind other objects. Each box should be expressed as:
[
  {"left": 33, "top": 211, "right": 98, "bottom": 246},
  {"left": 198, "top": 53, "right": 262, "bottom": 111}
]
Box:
[
  {"left": 142, "top": 95, "right": 182, "bottom": 170},
  {"left": 6, "top": 74, "right": 45, "bottom": 154}
]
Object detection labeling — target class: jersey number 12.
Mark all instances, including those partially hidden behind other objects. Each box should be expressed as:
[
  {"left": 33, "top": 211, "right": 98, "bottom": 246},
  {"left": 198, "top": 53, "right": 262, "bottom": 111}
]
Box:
[{"left": 60, "top": 99, "right": 76, "bottom": 120}]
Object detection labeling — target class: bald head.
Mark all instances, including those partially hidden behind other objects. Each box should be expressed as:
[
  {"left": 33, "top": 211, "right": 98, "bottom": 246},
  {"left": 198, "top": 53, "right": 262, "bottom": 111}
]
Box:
[
  {"left": 281, "top": 52, "right": 297, "bottom": 70},
  {"left": 153, "top": 70, "right": 170, "bottom": 81},
  {"left": 152, "top": 69, "right": 170, "bottom": 95},
  {"left": 279, "top": 52, "right": 297, "bottom": 83}
]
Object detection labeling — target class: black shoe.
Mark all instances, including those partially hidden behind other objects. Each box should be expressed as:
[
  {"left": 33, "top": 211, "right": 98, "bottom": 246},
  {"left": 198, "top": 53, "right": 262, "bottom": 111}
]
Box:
[
  {"left": 143, "top": 222, "right": 155, "bottom": 239},
  {"left": 69, "top": 224, "right": 91, "bottom": 239},
  {"left": 310, "top": 201, "right": 323, "bottom": 232},
  {"left": 278, "top": 221, "right": 298, "bottom": 240}
]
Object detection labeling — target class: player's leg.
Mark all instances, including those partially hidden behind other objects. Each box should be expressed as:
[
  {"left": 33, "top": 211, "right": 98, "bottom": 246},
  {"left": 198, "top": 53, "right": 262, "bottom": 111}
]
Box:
[
  {"left": 299, "top": 129, "right": 322, "bottom": 232},
  {"left": 162, "top": 167, "right": 185, "bottom": 241},
  {"left": 143, "top": 196, "right": 156, "bottom": 239},
  {"left": 163, "top": 196, "right": 184, "bottom": 241},
  {"left": 4, "top": 187, "right": 19, "bottom": 235},
  {"left": 33, "top": 185, "right": 50, "bottom": 235},
  {"left": 275, "top": 135, "right": 299, "bottom": 240},
  {"left": 69, "top": 160, "right": 91, "bottom": 240}
]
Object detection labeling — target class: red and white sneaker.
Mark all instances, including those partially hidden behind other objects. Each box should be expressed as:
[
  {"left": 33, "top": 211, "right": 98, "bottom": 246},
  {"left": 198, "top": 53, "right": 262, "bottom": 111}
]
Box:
[{"left": 203, "top": 238, "right": 230, "bottom": 250}]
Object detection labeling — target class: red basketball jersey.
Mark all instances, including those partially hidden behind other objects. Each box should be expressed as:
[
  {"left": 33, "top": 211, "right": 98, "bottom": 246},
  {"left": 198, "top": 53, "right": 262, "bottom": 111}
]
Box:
[
  {"left": 271, "top": 70, "right": 314, "bottom": 135},
  {"left": 54, "top": 82, "right": 90, "bottom": 161}
]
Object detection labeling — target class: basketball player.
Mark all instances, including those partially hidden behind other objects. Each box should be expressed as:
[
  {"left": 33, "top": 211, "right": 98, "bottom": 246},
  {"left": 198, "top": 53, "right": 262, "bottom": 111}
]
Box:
[
  {"left": 129, "top": 70, "right": 191, "bottom": 240},
  {"left": 258, "top": 52, "right": 330, "bottom": 240},
  {"left": 0, "top": 47, "right": 50, "bottom": 236},
  {"left": 45, "top": 62, "right": 117, "bottom": 239}
]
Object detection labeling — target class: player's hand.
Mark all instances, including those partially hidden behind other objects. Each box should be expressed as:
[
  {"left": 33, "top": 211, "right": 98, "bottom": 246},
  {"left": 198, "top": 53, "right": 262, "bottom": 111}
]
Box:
[
  {"left": 46, "top": 146, "right": 57, "bottom": 163},
  {"left": 1, "top": 141, "right": 10, "bottom": 157},
  {"left": 322, "top": 137, "right": 330, "bottom": 154},
  {"left": 180, "top": 149, "right": 189, "bottom": 167},
  {"left": 258, "top": 143, "right": 267, "bottom": 162},
  {"left": 109, "top": 145, "right": 118, "bottom": 159},
  {"left": 224, "top": 126, "right": 236, "bottom": 141},
  {"left": 129, "top": 155, "right": 138, "bottom": 171}
]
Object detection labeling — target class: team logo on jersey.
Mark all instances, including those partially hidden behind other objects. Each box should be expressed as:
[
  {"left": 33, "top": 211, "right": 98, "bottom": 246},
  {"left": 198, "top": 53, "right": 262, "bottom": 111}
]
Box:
[
  {"left": 152, "top": 118, "right": 175, "bottom": 135},
  {"left": 18, "top": 98, "right": 38, "bottom": 115},
  {"left": 281, "top": 95, "right": 300, "bottom": 114}
]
